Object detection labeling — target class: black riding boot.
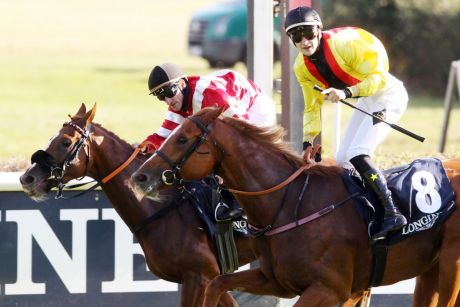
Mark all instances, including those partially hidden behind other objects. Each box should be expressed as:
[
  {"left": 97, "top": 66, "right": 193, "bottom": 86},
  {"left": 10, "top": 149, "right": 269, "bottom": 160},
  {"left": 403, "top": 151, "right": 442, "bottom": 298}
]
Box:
[
  {"left": 215, "top": 190, "right": 243, "bottom": 221},
  {"left": 215, "top": 203, "right": 243, "bottom": 221},
  {"left": 362, "top": 168, "right": 407, "bottom": 241}
]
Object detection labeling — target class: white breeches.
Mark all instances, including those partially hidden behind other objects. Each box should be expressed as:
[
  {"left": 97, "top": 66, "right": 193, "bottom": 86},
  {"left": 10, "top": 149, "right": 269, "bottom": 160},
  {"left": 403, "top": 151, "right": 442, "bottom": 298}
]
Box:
[{"left": 336, "top": 80, "right": 408, "bottom": 168}]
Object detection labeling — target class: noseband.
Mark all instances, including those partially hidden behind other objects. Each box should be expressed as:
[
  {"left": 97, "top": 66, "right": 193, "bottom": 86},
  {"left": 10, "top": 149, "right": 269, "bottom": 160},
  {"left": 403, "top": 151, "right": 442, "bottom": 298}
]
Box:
[
  {"left": 155, "top": 116, "right": 224, "bottom": 186},
  {"left": 31, "top": 121, "right": 92, "bottom": 198}
]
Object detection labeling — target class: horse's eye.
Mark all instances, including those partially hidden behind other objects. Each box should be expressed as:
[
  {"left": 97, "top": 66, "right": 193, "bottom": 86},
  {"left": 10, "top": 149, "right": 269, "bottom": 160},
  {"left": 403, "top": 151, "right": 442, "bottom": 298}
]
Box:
[
  {"left": 62, "top": 139, "right": 72, "bottom": 148},
  {"left": 177, "top": 136, "right": 188, "bottom": 145}
]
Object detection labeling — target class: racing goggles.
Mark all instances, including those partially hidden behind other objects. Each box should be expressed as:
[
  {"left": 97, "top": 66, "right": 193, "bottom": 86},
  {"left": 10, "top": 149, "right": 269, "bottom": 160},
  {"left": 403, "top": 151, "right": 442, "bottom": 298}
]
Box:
[
  {"left": 289, "top": 26, "right": 318, "bottom": 43},
  {"left": 151, "top": 81, "right": 180, "bottom": 101}
]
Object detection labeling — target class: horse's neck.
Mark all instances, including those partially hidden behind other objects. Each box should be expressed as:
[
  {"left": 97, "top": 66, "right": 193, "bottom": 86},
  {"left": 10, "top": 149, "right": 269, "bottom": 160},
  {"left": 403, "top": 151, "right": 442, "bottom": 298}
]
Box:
[
  {"left": 88, "top": 128, "right": 155, "bottom": 226},
  {"left": 214, "top": 122, "right": 340, "bottom": 227},
  {"left": 218, "top": 137, "right": 293, "bottom": 193},
  {"left": 221, "top": 147, "right": 295, "bottom": 227},
  {"left": 87, "top": 126, "right": 140, "bottom": 180}
]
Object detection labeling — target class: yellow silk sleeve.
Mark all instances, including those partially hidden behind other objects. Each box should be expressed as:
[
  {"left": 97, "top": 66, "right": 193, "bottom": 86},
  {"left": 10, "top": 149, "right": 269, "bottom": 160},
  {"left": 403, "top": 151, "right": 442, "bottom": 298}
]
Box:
[{"left": 293, "top": 54, "right": 324, "bottom": 144}]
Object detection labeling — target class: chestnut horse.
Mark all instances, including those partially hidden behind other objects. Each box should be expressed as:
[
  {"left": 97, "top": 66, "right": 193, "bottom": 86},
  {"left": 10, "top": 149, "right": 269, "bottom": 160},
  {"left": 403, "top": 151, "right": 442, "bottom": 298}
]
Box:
[
  {"left": 131, "top": 107, "right": 460, "bottom": 307},
  {"left": 19, "top": 104, "right": 255, "bottom": 307}
]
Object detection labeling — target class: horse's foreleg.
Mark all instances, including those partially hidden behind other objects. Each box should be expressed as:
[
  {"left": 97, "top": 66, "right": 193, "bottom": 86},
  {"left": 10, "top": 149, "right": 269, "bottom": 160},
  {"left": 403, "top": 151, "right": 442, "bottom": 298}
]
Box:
[
  {"left": 203, "top": 268, "right": 290, "bottom": 307},
  {"left": 341, "top": 289, "right": 371, "bottom": 307},
  {"left": 181, "top": 274, "right": 239, "bottom": 307},
  {"left": 413, "top": 264, "right": 439, "bottom": 307},
  {"left": 294, "top": 282, "right": 342, "bottom": 307},
  {"left": 437, "top": 231, "right": 460, "bottom": 307},
  {"left": 217, "top": 292, "right": 238, "bottom": 307},
  {"left": 180, "top": 278, "right": 207, "bottom": 307}
]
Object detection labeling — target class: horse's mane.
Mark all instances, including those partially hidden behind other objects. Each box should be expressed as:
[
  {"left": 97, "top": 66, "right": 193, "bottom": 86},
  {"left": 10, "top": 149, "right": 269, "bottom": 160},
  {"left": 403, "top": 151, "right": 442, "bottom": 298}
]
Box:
[
  {"left": 68, "top": 109, "right": 133, "bottom": 151},
  {"left": 220, "top": 117, "right": 342, "bottom": 177},
  {"left": 91, "top": 123, "right": 152, "bottom": 163},
  {"left": 91, "top": 123, "right": 131, "bottom": 148}
]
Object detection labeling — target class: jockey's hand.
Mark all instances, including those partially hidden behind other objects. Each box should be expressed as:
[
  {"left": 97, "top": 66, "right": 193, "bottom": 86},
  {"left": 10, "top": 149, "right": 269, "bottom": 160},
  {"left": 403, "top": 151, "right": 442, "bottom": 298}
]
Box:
[
  {"left": 215, "top": 174, "right": 224, "bottom": 185},
  {"left": 302, "top": 142, "right": 322, "bottom": 163},
  {"left": 321, "top": 88, "right": 346, "bottom": 103},
  {"left": 138, "top": 142, "right": 156, "bottom": 155}
]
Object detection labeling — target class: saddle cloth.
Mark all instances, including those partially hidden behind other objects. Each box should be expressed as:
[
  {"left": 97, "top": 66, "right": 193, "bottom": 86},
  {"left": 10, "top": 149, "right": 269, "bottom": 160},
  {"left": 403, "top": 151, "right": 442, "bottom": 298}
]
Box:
[{"left": 341, "top": 158, "right": 456, "bottom": 244}]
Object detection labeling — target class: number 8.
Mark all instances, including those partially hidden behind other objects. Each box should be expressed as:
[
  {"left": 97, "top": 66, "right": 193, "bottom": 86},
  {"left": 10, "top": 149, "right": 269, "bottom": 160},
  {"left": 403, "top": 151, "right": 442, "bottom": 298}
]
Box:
[{"left": 411, "top": 171, "right": 441, "bottom": 213}]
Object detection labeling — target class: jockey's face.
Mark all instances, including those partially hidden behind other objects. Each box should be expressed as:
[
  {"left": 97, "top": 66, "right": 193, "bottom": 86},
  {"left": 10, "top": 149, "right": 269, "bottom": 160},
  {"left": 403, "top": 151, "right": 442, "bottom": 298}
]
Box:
[
  {"left": 163, "top": 79, "right": 185, "bottom": 112},
  {"left": 291, "top": 26, "right": 321, "bottom": 57}
]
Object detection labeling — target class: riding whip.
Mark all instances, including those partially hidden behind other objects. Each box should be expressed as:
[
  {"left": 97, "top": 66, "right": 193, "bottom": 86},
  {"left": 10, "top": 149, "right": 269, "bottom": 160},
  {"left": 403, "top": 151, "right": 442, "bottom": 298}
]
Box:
[{"left": 313, "top": 85, "right": 425, "bottom": 142}]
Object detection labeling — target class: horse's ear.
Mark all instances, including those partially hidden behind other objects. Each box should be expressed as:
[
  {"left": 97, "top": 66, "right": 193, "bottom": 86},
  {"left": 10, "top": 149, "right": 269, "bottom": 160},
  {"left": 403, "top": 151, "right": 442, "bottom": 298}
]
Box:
[
  {"left": 73, "top": 103, "right": 87, "bottom": 119},
  {"left": 202, "top": 106, "right": 225, "bottom": 123},
  {"left": 85, "top": 103, "right": 97, "bottom": 126},
  {"left": 217, "top": 105, "right": 225, "bottom": 116}
]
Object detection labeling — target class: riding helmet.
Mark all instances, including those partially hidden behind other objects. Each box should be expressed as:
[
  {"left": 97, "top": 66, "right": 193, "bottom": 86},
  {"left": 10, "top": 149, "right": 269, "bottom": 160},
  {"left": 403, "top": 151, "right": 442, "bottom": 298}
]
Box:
[
  {"left": 148, "top": 63, "right": 185, "bottom": 94},
  {"left": 284, "top": 6, "right": 323, "bottom": 34}
]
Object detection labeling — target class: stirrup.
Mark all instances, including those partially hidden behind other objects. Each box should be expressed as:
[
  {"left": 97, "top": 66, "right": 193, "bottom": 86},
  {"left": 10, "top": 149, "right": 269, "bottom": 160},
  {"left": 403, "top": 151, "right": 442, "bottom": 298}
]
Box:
[
  {"left": 215, "top": 206, "right": 243, "bottom": 222},
  {"left": 371, "top": 215, "right": 407, "bottom": 242}
]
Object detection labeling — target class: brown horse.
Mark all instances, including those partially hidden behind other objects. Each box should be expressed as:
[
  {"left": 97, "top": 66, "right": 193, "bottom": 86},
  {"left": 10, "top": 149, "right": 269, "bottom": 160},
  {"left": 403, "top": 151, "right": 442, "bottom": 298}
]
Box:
[
  {"left": 131, "top": 106, "right": 460, "bottom": 307},
  {"left": 19, "top": 103, "right": 255, "bottom": 307}
]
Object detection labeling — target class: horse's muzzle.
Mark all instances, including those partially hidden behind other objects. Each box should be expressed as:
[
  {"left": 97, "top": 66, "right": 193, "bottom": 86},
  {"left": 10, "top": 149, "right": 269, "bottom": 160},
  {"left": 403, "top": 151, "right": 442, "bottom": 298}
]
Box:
[{"left": 131, "top": 171, "right": 161, "bottom": 197}]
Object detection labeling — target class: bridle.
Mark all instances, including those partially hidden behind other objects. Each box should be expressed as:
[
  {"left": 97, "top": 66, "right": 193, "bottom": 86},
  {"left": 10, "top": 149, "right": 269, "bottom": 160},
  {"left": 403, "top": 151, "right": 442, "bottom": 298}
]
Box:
[
  {"left": 31, "top": 121, "right": 92, "bottom": 198},
  {"left": 29, "top": 119, "right": 186, "bottom": 235},
  {"left": 155, "top": 116, "right": 225, "bottom": 186}
]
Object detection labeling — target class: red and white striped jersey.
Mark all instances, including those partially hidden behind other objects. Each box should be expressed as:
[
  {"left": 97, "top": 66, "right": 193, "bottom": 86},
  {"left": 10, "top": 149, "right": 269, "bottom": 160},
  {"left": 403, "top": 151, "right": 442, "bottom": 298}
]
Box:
[{"left": 143, "top": 70, "right": 265, "bottom": 150}]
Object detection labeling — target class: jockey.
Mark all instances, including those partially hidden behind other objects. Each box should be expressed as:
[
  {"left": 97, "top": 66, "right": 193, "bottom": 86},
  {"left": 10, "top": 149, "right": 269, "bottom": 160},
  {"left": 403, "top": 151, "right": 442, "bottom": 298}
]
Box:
[
  {"left": 285, "top": 6, "right": 409, "bottom": 241},
  {"left": 141, "top": 63, "right": 276, "bottom": 221}
]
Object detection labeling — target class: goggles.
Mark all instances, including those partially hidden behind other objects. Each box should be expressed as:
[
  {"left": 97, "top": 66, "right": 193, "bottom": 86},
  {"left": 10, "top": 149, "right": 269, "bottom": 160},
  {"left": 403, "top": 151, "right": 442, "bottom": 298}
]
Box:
[
  {"left": 151, "top": 81, "right": 180, "bottom": 101},
  {"left": 288, "top": 26, "right": 318, "bottom": 43}
]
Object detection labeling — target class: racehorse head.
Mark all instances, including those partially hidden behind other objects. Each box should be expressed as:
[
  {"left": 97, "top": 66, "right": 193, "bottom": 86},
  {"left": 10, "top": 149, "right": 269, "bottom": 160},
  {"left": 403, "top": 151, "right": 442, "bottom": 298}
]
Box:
[
  {"left": 131, "top": 106, "right": 225, "bottom": 199},
  {"left": 20, "top": 103, "right": 97, "bottom": 201}
]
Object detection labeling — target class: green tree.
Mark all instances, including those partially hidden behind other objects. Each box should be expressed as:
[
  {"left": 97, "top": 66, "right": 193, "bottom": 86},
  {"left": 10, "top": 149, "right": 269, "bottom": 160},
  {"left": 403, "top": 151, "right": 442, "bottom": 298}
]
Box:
[{"left": 321, "top": 0, "right": 460, "bottom": 96}]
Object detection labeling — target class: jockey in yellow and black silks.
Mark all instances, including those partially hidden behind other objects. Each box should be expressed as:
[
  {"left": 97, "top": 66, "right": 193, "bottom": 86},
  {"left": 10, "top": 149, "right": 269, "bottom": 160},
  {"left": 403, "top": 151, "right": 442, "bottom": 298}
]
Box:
[{"left": 285, "top": 6, "right": 409, "bottom": 241}]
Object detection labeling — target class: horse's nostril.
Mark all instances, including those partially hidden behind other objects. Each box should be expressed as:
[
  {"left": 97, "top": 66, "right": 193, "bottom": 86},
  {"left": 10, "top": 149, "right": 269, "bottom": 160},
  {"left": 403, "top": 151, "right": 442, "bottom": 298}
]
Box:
[
  {"left": 20, "top": 174, "right": 35, "bottom": 185},
  {"left": 135, "top": 173, "right": 148, "bottom": 183}
]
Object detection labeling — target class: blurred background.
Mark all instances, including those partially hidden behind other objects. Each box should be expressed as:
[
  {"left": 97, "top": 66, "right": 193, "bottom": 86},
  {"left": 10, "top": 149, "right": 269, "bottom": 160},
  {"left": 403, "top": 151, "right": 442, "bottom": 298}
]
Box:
[{"left": 1, "top": 0, "right": 459, "bottom": 171}]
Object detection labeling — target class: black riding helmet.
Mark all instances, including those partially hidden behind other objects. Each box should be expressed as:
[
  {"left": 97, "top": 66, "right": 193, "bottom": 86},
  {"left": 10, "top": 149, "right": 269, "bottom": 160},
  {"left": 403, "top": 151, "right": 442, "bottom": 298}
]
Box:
[
  {"left": 284, "top": 6, "right": 323, "bottom": 35},
  {"left": 148, "top": 63, "right": 190, "bottom": 111},
  {"left": 148, "top": 62, "right": 185, "bottom": 94}
]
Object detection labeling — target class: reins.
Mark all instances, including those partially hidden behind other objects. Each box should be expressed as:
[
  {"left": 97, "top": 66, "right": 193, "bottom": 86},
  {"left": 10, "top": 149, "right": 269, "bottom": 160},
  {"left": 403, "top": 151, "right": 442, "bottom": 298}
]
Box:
[
  {"left": 101, "top": 145, "right": 142, "bottom": 183},
  {"left": 65, "top": 141, "right": 144, "bottom": 198},
  {"left": 227, "top": 164, "right": 312, "bottom": 196},
  {"left": 129, "top": 193, "right": 186, "bottom": 234},
  {"left": 226, "top": 144, "right": 323, "bottom": 196}
]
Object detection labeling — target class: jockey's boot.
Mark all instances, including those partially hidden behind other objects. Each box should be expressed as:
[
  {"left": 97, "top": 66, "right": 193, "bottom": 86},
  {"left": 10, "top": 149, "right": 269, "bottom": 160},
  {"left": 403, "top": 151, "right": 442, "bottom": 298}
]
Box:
[
  {"left": 215, "top": 202, "right": 243, "bottom": 222},
  {"left": 363, "top": 168, "right": 407, "bottom": 241}
]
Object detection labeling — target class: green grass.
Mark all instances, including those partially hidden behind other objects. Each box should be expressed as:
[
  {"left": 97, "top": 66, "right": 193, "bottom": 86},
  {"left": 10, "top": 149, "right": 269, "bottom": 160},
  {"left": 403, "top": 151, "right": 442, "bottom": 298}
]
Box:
[
  {"left": 0, "top": 0, "right": 458, "bottom": 171},
  {"left": 0, "top": 0, "right": 222, "bottom": 168}
]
